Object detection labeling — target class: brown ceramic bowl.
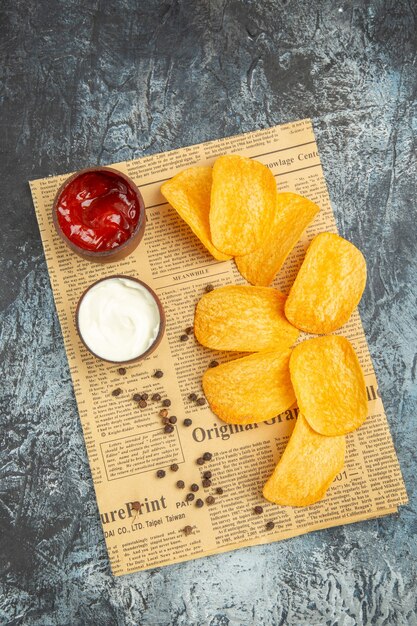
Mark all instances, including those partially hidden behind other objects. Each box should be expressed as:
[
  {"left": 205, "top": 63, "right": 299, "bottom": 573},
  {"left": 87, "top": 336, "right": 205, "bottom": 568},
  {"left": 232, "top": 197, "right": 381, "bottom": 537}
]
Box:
[
  {"left": 75, "top": 275, "right": 166, "bottom": 364},
  {"left": 52, "top": 166, "right": 146, "bottom": 263}
]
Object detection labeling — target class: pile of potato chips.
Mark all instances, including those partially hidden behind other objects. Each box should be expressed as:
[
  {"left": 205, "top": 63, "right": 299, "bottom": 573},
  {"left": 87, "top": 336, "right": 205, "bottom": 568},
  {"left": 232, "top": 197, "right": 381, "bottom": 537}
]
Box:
[{"left": 162, "top": 154, "right": 368, "bottom": 508}]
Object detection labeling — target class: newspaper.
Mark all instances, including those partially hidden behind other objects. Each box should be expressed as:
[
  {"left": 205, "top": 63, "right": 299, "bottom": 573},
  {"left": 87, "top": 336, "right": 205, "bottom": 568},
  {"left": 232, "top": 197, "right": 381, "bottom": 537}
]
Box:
[{"left": 30, "top": 119, "right": 407, "bottom": 576}]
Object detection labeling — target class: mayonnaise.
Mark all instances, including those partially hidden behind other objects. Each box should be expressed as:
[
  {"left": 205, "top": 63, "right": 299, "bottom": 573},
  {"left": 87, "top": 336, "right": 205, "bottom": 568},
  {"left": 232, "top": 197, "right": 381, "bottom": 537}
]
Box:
[{"left": 77, "top": 277, "right": 161, "bottom": 362}]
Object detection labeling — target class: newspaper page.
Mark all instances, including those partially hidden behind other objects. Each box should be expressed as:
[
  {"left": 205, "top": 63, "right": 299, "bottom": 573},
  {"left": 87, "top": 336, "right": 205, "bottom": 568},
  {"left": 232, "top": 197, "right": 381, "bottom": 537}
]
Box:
[{"left": 30, "top": 119, "right": 407, "bottom": 576}]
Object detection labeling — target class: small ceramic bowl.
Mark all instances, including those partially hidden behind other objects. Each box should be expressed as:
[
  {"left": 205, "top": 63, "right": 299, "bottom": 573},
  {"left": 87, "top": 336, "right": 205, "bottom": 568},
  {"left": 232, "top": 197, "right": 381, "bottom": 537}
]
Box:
[
  {"left": 52, "top": 166, "right": 146, "bottom": 263},
  {"left": 75, "top": 275, "right": 166, "bottom": 364}
]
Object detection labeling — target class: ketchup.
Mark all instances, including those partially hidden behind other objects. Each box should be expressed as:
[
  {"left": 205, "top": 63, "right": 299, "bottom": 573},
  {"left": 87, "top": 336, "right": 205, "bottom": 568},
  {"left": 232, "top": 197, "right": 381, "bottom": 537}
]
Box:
[{"left": 56, "top": 171, "right": 141, "bottom": 251}]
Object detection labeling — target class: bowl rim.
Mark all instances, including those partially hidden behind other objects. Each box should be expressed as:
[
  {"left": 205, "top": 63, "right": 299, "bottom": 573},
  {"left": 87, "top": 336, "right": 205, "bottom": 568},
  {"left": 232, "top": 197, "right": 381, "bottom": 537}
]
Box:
[
  {"left": 52, "top": 166, "right": 146, "bottom": 259},
  {"left": 75, "top": 274, "right": 166, "bottom": 364}
]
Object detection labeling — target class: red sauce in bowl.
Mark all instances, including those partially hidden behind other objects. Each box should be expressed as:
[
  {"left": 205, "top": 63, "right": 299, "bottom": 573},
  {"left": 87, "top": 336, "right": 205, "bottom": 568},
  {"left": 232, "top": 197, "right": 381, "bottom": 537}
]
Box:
[{"left": 56, "top": 170, "right": 141, "bottom": 252}]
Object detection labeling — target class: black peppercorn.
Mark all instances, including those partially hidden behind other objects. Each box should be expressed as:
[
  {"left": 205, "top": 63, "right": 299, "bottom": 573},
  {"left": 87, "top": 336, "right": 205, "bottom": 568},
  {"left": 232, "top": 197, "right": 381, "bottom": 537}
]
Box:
[
  {"left": 168, "top": 415, "right": 177, "bottom": 424},
  {"left": 156, "top": 469, "right": 166, "bottom": 478},
  {"left": 164, "top": 424, "right": 174, "bottom": 434},
  {"left": 176, "top": 480, "right": 185, "bottom": 489},
  {"left": 183, "top": 418, "right": 192, "bottom": 427},
  {"left": 186, "top": 493, "right": 195, "bottom": 502},
  {"left": 190, "top": 483, "right": 199, "bottom": 492},
  {"left": 188, "top": 393, "right": 197, "bottom": 401},
  {"left": 151, "top": 393, "right": 161, "bottom": 401},
  {"left": 162, "top": 399, "right": 171, "bottom": 407},
  {"left": 154, "top": 370, "right": 163, "bottom": 378},
  {"left": 112, "top": 388, "right": 122, "bottom": 397},
  {"left": 196, "top": 498, "right": 204, "bottom": 508},
  {"left": 254, "top": 506, "right": 263, "bottom": 515},
  {"left": 203, "top": 452, "right": 212, "bottom": 461},
  {"left": 170, "top": 464, "right": 179, "bottom": 472},
  {"left": 196, "top": 397, "right": 206, "bottom": 406},
  {"left": 118, "top": 367, "right": 126, "bottom": 375}
]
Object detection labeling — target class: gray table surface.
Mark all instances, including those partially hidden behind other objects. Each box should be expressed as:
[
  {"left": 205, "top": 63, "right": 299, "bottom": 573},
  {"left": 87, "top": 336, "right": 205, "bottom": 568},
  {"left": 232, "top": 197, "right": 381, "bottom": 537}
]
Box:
[{"left": 1, "top": 1, "right": 416, "bottom": 624}]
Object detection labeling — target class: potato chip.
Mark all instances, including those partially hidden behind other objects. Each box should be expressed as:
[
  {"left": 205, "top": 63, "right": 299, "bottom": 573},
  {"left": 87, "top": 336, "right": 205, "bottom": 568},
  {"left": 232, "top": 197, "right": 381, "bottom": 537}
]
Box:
[
  {"left": 161, "top": 166, "right": 231, "bottom": 261},
  {"left": 194, "top": 285, "right": 299, "bottom": 352},
  {"left": 236, "top": 192, "right": 320, "bottom": 286},
  {"left": 285, "top": 232, "right": 367, "bottom": 333},
  {"left": 202, "top": 349, "right": 295, "bottom": 424},
  {"left": 290, "top": 335, "right": 368, "bottom": 436},
  {"left": 263, "top": 413, "right": 346, "bottom": 507},
  {"left": 209, "top": 154, "right": 277, "bottom": 256}
]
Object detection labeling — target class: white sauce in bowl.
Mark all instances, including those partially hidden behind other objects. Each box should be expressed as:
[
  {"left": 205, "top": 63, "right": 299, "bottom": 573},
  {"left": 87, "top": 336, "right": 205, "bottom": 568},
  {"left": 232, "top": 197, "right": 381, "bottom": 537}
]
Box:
[{"left": 77, "top": 277, "right": 161, "bottom": 362}]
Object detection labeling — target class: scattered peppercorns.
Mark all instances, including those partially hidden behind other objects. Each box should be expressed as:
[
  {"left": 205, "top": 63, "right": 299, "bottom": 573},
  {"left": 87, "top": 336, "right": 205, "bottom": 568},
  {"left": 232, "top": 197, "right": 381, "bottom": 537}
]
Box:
[
  {"left": 183, "top": 418, "right": 192, "bottom": 427},
  {"left": 169, "top": 415, "right": 177, "bottom": 424},
  {"left": 196, "top": 397, "right": 206, "bottom": 406},
  {"left": 196, "top": 498, "right": 204, "bottom": 508},
  {"left": 205, "top": 284, "right": 214, "bottom": 292},
  {"left": 206, "top": 496, "right": 215, "bottom": 505},
  {"left": 203, "top": 471, "right": 212, "bottom": 479},
  {"left": 112, "top": 388, "right": 122, "bottom": 397},
  {"left": 176, "top": 480, "right": 185, "bottom": 489},
  {"left": 162, "top": 399, "right": 171, "bottom": 407},
  {"left": 170, "top": 463, "right": 179, "bottom": 472},
  {"left": 180, "top": 334, "right": 189, "bottom": 342},
  {"left": 186, "top": 493, "right": 195, "bottom": 502},
  {"left": 185, "top": 326, "right": 193, "bottom": 335},
  {"left": 203, "top": 452, "right": 212, "bottom": 461},
  {"left": 216, "top": 487, "right": 224, "bottom": 495},
  {"left": 188, "top": 393, "right": 197, "bottom": 401},
  {"left": 151, "top": 393, "right": 161, "bottom": 401},
  {"left": 196, "top": 457, "right": 205, "bottom": 466},
  {"left": 202, "top": 479, "right": 211, "bottom": 488},
  {"left": 190, "top": 483, "right": 199, "bottom": 492},
  {"left": 139, "top": 400, "right": 147, "bottom": 408},
  {"left": 154, "top": 370, "right": 164, "bottom": 378},
  {"left": 209, "top": 360, "right": 219, "bottom": 368},
  {"left": 164, "top": 424, "right": 174, "bottom": 434},
  {"left": 254, "top": 506, "right": 263, "bottom": 515},
  {"left": 266, "top": 521, "right": 275, "bottom": 530},
  {"left": 159, "top": 409, "right": 168, "bottom": 418},
  {"left": 118, "top": 367, "right": 126, "bottom": 375},
  {"left": 183, "top": 525, "right": 193, "bottom": 536},
  {"left": 133, "top": 393, "right": 142, "bottom": 402},
  {"left": 156, "top": 469, "right": 166, "bottom": 478}
]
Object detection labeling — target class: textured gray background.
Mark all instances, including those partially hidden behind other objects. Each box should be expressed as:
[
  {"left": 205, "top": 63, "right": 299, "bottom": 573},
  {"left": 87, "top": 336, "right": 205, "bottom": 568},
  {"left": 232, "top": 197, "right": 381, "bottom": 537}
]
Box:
[{"left": 1, "top": 1, "right": 416, "bottom": 624}]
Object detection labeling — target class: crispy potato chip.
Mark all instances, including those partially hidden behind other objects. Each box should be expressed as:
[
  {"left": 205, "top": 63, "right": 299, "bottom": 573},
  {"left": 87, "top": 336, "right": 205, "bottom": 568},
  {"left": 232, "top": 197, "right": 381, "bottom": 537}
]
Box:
[
  {"left": 210, "top": 154, "right": 277, "bottom": 256},
  {"left": 194, "top": 285, "right": 300, "bottom": 352},
  {"left": 202, "top": 349, "right": 295, "bottom": 424},
  {"left": 285, "top": 232, "right": 367, "bottom": 333},
  {"left": 290, "top": 335, "right": 368, "bottom": 436},
  {"left": 263, "top": 413, "right": 346, "bottom": 507},
  {"left": 236, "top": 192, "right": 320, "bottom": 286},
  {"left": 161, "top": 166, "right": 231, "bottom": 261}
]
